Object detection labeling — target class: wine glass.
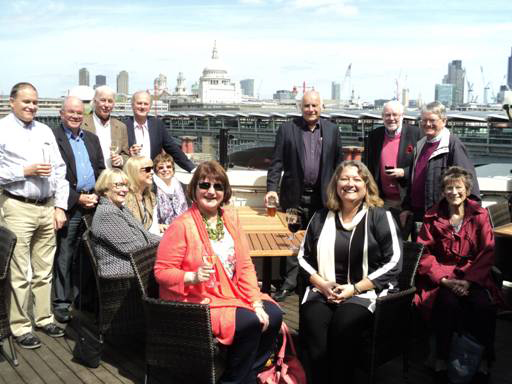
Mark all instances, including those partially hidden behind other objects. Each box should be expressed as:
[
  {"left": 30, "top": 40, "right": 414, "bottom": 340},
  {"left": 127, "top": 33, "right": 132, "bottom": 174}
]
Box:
[
  {"left": 109, "top": 143, "right": 119, "bottom": 155},
  {"left": 202, "top": 249, "right": 217, "bottom": 289},
  {"left": 286, "top": 208, "right": 301, "bottom": 251}
]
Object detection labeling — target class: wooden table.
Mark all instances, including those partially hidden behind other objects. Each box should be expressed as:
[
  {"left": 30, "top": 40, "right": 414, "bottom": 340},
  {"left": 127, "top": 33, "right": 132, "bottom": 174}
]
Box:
[
  {"left": 237, "top": 206, "right": 304, "bottom": 293},
  {"left": 494, "top": 222, "right": 512, "bottom": 237}
]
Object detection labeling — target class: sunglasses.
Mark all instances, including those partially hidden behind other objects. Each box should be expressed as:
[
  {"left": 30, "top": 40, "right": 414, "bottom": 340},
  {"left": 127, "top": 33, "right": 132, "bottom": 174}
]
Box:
[
  {"left": 198, "top": 181, "right": 224, "bottom": 191},
  {"left": 140, "top": 166, "right": 153, "bottom": 173},
  {"left": 157, "top": 165, "right": 174, "bottom": 171}
]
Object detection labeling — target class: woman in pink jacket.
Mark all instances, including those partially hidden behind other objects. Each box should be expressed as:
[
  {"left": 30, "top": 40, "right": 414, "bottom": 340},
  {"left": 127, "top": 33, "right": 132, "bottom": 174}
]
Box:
[
  {"left": 414, "top": 166, "right": 501, "bottom": 377},
  {"left": 154, "top": 160, "right": 282, "bottom": 384}
]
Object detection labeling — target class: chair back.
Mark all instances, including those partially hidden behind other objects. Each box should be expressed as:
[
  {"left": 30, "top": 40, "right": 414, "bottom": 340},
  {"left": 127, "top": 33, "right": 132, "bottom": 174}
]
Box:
[
  {"left": 398, "top": 241, "right": 424, "bottom": 289},
  {"left": 486, "top": 202, "right": 511, "bottom": 228},
  {"left": 0, "top": 226, "right": 16, "bottom": 280},
  {"left": 0, "top": 226, "right": 16, "bottom": 340},
  {"left": 128, "top": 244, "right": 159, "bottom": 298}
]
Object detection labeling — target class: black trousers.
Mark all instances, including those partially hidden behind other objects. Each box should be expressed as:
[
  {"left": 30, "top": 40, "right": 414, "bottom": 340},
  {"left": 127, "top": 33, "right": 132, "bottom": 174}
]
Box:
[
  {"left": 220, "top": 300, "right": 283, "bottom": 384},
  {"left": 280, "top": 189, "right": 323, "bottom": 291},
  {"left": 432, "top": 285, "right": 496, "bottom": 360},
  {"left": 300, "top": 300, "right": 373, "bottom": 384}
]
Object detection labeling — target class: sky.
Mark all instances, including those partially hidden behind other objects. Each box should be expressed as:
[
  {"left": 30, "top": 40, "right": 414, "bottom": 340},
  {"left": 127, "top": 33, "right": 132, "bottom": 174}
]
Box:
[{"left": 1, "top": 0, "right": 511, "bottom": 103}]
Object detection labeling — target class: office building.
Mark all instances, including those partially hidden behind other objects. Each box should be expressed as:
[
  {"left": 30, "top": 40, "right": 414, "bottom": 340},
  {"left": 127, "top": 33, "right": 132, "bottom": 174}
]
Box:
[
  {"left": 443, "top": 60, "right": 464, "bottom": 106},
  {"left": 331, "top": 81, "right": 340, "bottom": 101},
  {"left": 273, "top": 90, "right": 294, "bottom": 101},
  {"left": 240, "top": 79, "right": 255, "bottom": 97},
  {"left": 508, "top": 47, "right": 512, "bottom": 90},
  {"left": 94, "top": 75, "right": 106, "bottom": 89},
  {"left": 117, "top": 70, "right": 129, "bottom": 95},
  {"left": 79, "top": 68, "right": 89, "bottom": 86},
  {"left": 435, "top": 84, "right": 454, "bottom": 107}
]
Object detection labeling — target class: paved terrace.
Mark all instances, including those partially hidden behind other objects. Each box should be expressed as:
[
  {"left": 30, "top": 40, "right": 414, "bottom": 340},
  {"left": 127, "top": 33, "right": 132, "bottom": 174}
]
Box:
[{"left": 1, "top": 293, "right": 511, "bottom": 384}]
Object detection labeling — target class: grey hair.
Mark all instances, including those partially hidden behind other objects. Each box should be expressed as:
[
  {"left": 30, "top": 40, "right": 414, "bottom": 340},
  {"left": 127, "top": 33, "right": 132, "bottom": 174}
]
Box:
[
  {"left": 60, "top": 96, "right": 84, "bottom": 112},
  {"left": 131, "top": 90, "right": 152, "bottom": 106},
  {"left": 297, "top": 90, "right": 324, "bottom": 111},
  {"left": 90, "top": 86, "right": 116, "bottom": 110},
  {"left": 382, "top": 100, "right": 404, "bottom": 116},
  {"left": 421, "top": 101, "right": 447, "bottom": 120}
]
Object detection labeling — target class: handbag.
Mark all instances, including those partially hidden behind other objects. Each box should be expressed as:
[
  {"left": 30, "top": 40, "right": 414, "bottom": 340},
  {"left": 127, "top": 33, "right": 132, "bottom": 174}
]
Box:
[
  {"left": 72, "top": 319, "right": 103, "bottom": 368},
  {"left": 257, "top": 322, "right": 307, "bottom": 384},
  {"left": 447, "top": 332, "right": 484, "bottom": 384}
]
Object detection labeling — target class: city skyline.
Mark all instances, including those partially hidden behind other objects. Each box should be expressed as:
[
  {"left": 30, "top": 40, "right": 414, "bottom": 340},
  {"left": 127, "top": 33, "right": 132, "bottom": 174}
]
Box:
[{"left": 1, "top": 0, "right": 511, "bottom": 102}]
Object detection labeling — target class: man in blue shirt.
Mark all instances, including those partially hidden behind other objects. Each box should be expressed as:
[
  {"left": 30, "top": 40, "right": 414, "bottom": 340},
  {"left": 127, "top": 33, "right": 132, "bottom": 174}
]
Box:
[{"left": 51, "top": 96, "right": 105, "bottom": 322}]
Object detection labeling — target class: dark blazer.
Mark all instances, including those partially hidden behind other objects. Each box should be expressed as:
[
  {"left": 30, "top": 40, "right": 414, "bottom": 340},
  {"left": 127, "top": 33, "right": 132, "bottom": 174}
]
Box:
[
  {"left": 266, "top": 117, "right": 343, "bottom": 210},
  {"left": 125, "top": 116, "right": 195, "bottom": 172},
  {"left": 365, "top": 123, "right": 421, "bottom": 200},
  {"left": 51, "top": 123, "right": 106, "bottom": 210}
]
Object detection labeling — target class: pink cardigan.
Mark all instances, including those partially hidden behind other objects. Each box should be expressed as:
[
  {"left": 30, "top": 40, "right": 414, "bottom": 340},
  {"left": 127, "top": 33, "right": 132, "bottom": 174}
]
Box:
[{"left": 154, "top": 204, "right": 272, "bottom": 345}]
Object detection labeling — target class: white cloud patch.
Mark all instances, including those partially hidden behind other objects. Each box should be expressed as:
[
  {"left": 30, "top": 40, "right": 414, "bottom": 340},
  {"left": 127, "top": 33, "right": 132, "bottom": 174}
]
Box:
[{"left": 290, "top": 0, "right": 358, "bottom": 16}]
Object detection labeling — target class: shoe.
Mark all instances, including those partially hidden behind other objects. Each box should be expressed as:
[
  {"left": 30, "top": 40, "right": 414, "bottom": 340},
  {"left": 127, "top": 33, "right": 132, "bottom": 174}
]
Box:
[
  {"left": 272, "top": 289, "right": 292, "bottom": 302},
  {"left": 38, "top": 323, "right": 65, "bottom": 338},
  {"left": 16, "top": 332, "right": 42, "bottom": 349},
  {"left": 53, "top": 308, "right": 71, "bottom": 323}
]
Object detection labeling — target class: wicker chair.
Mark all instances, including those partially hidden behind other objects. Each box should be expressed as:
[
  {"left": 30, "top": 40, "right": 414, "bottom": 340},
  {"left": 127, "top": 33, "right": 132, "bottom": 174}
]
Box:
[
  {"left": 360, "top": 241, "right": 424, "bottom": 384},
  {"left": 0, "top": 226, "right": 19, "bottom": 366},
  {"left": 77, "top": 215, "right": 152, "bottom": 340},
  {"left": 129, "top": 247, "right": 224, "bottom": 384}
]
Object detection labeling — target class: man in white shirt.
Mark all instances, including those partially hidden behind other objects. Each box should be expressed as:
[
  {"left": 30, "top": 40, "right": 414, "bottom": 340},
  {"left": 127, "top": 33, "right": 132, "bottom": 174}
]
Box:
[
  {"left": 125, "top": 91, "right": 195, "bottom": 172},
  {"left": 0, "top": 82, "right": 69, "bottom": 349},
  {"left": 82, "top": 86, "right": 129, "bottom": 169}
]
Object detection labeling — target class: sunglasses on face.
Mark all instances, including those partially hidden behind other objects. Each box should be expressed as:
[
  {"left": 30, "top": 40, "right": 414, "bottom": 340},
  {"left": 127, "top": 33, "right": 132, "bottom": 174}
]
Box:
[
  {"left": 157, "top": 164, "right": 174, "bottom": 171},
  {"left": 198, "top": 181, "right": 224, "bottom": 191},
  {"left": 140, "top": 166, "right": 153, "bottom": 173}
]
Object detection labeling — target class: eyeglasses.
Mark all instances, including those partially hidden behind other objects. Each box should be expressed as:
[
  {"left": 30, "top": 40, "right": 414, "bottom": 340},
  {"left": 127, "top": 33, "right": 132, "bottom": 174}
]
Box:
[
  {"left": 112, "top": 182, "right": 129, "bottom": 189},
  {"left": 198, "top": 181, "right": 224, "bottom": 191},
  {"left": 140, "top": 166, "right": 153, "bottom": 173},
  {"left": 420, "top": 119, "right": 441, "bottom": 126},
  {"left": 157, "top": 164, "right": 174, "bottom": 172}
]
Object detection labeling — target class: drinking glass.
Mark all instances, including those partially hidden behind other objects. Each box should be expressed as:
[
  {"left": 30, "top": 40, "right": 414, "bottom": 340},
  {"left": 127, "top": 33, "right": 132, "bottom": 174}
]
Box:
[
  {"left": 109, "top": 144, "right": 119, "bottom": 155},
  {"left": 202, "top": 250, "right": 217, "bottom": 289},
  {"left": 286, "top": 208, "right": 301, "bottom": 250},
  {"left": 266, "top": 196, "right": 277, "bottom": 217}
]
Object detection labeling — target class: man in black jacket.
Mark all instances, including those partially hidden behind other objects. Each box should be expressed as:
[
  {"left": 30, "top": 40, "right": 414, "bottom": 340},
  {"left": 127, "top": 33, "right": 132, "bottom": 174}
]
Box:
[
  {"left": 126, "top": 91, "right": 194, "bottom": 172},
  {"left": 265, "top": 91, "right": 342, "bottom": 301},
  {"left": 51, "top": 96, "right": 105, "bottom": 322}
]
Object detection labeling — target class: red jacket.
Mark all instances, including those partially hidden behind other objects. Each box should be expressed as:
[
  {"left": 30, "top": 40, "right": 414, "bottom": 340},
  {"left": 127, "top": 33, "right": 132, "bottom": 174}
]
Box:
[
  {"left": 413, "top": 198, "right": 500, "bottom": 319},
  {"left": 154, "top": 204, "right": 271, "bottom": 345}
]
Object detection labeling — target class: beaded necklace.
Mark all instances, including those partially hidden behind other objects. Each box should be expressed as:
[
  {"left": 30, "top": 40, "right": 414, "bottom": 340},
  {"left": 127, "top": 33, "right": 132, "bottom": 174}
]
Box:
[{"left": 202, "top": 209, "right": 224, "bottom": 241}]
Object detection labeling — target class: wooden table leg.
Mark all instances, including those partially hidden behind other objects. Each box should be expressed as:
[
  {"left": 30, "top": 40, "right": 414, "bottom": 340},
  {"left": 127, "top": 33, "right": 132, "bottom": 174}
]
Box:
[{"left": 261, "top": 258, "right": 272, "bottom": 293}]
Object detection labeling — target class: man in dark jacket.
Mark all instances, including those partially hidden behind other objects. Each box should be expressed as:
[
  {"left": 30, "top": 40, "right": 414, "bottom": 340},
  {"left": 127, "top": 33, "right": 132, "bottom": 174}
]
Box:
[
  {"left": 51, "top": 96, "right": 105, "bottom": 322},
  {"left": 265, "top": 91, "right": 343, "bottom": 301}
]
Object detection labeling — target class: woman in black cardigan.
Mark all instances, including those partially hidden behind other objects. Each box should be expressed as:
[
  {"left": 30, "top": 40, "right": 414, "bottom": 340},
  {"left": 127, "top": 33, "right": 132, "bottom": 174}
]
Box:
[{"left": 298, "top": 160, "right": 403, "bottom": 384}]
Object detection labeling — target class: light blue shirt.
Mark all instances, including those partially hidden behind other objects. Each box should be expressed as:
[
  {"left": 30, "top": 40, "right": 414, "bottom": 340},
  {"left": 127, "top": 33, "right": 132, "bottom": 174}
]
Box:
[{"left": 64, "top": 126, "right": 95, "bottom": 192}]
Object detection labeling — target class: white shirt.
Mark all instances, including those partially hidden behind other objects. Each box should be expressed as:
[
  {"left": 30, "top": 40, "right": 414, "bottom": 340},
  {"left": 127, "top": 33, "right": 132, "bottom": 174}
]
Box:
[
  {"left": 92, "top": 112, "right": 114, "bottom": 169},
  {"left": 133, "top": 120, "right": 151, "bottom": 159},
  {"left": 0, "top": 113, "right": 69, "bottom": 209}
]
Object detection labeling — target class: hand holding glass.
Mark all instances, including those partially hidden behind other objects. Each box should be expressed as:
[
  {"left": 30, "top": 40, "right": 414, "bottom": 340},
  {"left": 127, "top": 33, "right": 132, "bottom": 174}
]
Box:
[
  {"left": 202, "top": 251, "right": 217, "bottom": 289},
  {"left": 266, "top": 195, "right": 277, "bottom": 217},
  {"left": 286, "top": 208, "right": 301, "bottom": 250}
]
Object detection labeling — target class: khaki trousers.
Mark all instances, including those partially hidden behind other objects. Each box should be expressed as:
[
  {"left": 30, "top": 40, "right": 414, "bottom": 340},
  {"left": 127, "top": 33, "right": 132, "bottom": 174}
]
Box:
[{"left": 0, "top": 195, "right": 56, "bottom": 336}]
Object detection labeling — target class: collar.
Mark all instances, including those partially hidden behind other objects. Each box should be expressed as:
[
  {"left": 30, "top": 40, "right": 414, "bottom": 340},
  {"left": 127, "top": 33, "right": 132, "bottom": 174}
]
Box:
[
  {"left": 63, "top": 125, "right": 84, "bottom": 140},
  {"left": 384, "top": 123, "right": 402, "bottom": 138},
  {"left": 11, "top": 113, "right": 34, "bottom": 129},
  {"left": 134, "top": 118, "right": 148, "bottom": 129},
  {"left": 426, "top": 127, "right": 447, "bottom": 143},
  {"left": 93, "top": 112, "right": 110, "bottom": 127},
  {"left": 300, "top": 117, "right": 321, "bottom": 132}
]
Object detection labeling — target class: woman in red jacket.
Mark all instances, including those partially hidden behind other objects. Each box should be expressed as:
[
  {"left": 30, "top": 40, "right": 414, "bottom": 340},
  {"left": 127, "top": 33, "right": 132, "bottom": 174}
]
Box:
[
  {"left": 414, "top": 166, "right": 500, "bottom": 376},
  {"left": 155, "top": 160, "right": 282, "bottom": 384}
]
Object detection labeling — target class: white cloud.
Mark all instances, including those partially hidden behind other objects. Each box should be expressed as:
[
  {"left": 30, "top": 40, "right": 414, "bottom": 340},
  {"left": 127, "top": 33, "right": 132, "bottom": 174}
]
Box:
[{"left": 290, "top": 0, "right": 358, "bottom": 16}]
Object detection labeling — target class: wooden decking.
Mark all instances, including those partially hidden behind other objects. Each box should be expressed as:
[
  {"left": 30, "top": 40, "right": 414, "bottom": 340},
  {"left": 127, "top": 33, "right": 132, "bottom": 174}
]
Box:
[{"left": 1, "top": 293, "right": 511, "bottom": 384}]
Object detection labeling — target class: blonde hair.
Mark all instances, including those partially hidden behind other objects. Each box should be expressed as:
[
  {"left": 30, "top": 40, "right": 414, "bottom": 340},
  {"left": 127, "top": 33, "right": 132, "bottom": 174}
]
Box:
[
  {"left": 325, "top": 160, "right": 383, "bottom": 211},
  {"left": 95, "top": 168, "right": 129, "bottom": 196},
  {"left": 123, "top": 156, "right": 153, "bottom": 195}
]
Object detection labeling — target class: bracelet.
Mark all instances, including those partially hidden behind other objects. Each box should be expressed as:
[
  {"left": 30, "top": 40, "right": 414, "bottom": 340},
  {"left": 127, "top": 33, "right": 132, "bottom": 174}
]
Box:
[{"left": 353, "top": 283, "right": 361, "bottom": 295}]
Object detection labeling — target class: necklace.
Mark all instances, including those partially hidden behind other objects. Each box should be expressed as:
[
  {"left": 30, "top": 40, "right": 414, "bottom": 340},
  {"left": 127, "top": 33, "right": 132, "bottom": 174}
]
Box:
[{"left": 202, "top": 209, "right": 224, "bottom": 241}]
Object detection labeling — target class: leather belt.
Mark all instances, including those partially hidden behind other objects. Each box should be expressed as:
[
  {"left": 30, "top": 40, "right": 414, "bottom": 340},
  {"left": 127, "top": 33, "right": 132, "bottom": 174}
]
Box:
[
  {"left": 302, "top": 187, "right": 317, "bottom": 194},
  {"left": 78, "top": 189, "right": 94, "bottom": 194},
  {"left": 3, "top": 190, "right": 51, "bottom": 205}
]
